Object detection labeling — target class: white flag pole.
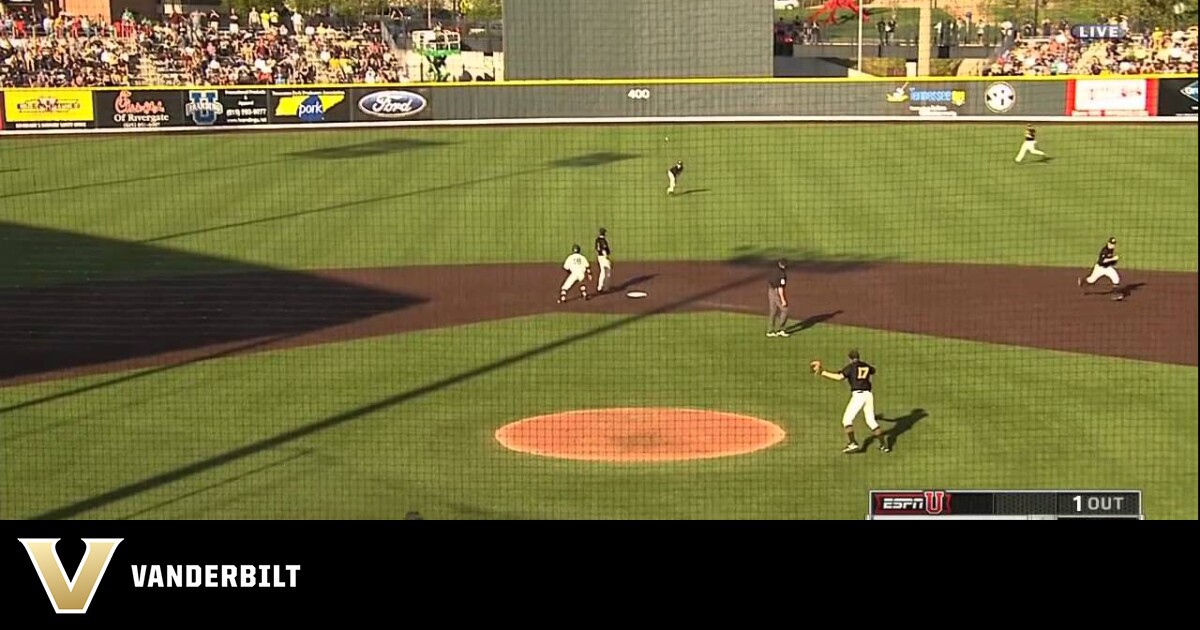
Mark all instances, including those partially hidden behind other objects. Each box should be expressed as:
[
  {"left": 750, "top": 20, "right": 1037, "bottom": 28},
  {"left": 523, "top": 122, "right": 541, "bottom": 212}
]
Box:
[{"left": 857, "top": 2, "right": 865, "bottom": 71}]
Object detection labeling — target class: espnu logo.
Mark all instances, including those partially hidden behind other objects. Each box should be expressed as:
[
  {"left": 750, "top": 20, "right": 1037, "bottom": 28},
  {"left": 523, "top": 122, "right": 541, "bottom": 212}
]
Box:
[{"left": 874, "top": 491, "right": 951, "bottom": 515}]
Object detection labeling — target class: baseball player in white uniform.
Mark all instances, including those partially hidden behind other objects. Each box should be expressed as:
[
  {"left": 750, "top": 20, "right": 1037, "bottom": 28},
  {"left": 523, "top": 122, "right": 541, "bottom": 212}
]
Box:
[
  {"left": 1078, "top": 237, "right": 1124, "bottom": 300},
  {"left": 594, "top": 227, "right": 612, "bottom": 293},
  {"left": 559, "top": 244, "right": 592, "bottom": 303}
]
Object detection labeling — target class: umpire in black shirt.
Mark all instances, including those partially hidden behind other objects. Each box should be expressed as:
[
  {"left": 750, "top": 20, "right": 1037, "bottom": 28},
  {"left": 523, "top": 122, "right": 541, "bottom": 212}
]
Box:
[{"left": 767, "top": 259, "right": 789, "bottom": 337}]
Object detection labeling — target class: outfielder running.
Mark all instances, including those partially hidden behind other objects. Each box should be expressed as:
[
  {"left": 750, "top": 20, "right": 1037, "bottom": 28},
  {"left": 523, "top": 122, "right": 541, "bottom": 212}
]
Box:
[
  {"left": 559, "top": 244, "right": 592, "bottom": 303},
  {"left": 1078, "top": 237, "right": 1124, "bottom": 300},
  {"left": 812, "top": 349, "right": 891, "bottom": 454},
  {"left": 667, "top": 161, "right": 684, "bottom": 195},
  {"left": 595, "top": 227, "right": 612, "bottom": 293},
  {"left": 1014, "top": 123, "right": 1048, "bottom": 163}
]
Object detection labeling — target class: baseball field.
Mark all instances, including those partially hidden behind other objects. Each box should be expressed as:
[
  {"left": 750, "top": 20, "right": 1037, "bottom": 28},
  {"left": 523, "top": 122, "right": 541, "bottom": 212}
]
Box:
[{"left": 1, "top": 122, "right": 1196, "bottom": 519}]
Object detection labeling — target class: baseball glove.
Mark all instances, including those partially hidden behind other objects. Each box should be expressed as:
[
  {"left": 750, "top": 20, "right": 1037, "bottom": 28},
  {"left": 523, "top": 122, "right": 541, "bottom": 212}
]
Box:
[{"left": 810, "top": 360, "right": 822, "bottom": 374}]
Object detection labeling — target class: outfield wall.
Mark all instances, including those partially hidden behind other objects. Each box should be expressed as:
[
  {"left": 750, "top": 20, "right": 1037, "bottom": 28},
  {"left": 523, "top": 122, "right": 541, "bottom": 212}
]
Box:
[{"left": 1, "top": 77, "right": 1195, "bottom": 136}]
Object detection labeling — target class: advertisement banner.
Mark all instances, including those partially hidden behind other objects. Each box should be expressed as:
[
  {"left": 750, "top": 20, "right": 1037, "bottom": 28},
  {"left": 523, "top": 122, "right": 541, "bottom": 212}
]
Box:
[
  {"left": 95, "top": 90, "right": 186, "bottom": 129},
  {"left": 884, "top": 82, "right": 969, "bottom": 117},
  {"left": 350, "top": 87, "right": 432, "bottom": 122},
  {"left": 269, "top": 88, "right": 351, "bottom": 124},
  {"left": 0, "top": 91, "right": 5, "bottom": 131},
  {"left": 2, "top": 88, "right": 96, "bottom": 129},
  {"left": 183, "top": 89, "right": 269, "bottom": 126},
  {"left": 1156, "top": 78, "right": 1199, "bottom": 118},
  {"left": 1066, "top": 79, "right": 1159, "bottom": 117}
]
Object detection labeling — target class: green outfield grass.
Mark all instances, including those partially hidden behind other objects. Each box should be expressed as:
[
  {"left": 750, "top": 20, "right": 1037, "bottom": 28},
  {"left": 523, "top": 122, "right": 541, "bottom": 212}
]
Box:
[
  {"left": 2, "top": 313, "right": 1195, "bottom": 520},
  {"left": 1, "top": 123, "right": 1195, "bottom": 520},
  {"left": 1, "top": 123, "right": 1195, "bottom": 279}
]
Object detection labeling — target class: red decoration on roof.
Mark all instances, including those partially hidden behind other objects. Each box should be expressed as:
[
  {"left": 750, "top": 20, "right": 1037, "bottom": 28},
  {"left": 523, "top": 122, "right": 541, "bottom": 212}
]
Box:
[{"left": 810, "top": 0, "right": 869, "bottom": 25}]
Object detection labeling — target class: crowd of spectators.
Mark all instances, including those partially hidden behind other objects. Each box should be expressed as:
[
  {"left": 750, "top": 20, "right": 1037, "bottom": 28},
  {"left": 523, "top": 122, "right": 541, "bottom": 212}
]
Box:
[
  {"left": 0, "top": 5, "right": 414, "bottom": 87},
  {"left": 985, "top": 17, "right": 1198, "bottom": 76},
  {"left": 1, "top": 9, "right": 138, "bottom": 87}
]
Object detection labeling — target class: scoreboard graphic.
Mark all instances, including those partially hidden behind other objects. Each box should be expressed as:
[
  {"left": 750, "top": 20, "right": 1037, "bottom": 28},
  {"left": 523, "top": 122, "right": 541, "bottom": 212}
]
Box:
[{"left": 868, "top": 490, "right": 1142, "bottom": 520}]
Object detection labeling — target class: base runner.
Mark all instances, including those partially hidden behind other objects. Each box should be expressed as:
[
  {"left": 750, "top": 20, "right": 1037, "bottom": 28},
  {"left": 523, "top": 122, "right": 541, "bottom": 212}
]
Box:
[{"left": 559, "top": 244, "right": 591, "bottom": 303}]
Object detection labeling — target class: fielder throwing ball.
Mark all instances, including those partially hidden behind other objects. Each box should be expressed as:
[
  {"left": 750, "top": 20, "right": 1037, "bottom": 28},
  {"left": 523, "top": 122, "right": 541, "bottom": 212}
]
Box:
[
  {"left": 1078, "top": 237, "right": 1124, "bottom": 300},
  {"left": 811, "top": 349, "right": 891, "bottom": 454},
  {"left": 595, "top": 227, "right": 612, "bottom": 293},
  {"left": 559, "top": 244, "right": 591, "bottom": 303}
]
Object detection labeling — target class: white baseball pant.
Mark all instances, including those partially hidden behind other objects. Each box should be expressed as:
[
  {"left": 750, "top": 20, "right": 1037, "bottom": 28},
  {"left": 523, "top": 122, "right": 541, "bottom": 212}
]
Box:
[
  {"left": 667, "top": 170, "right": 677, "bottom": 193},
  {"left": 597, "top": 255, "right": 612, "bottom": 291},
  {"left": 561, "top": 272, "right": 586, "bottom": 292},
  {"left": 842, "top": 391, "right": 879, "bottom": 430},
  {"left": 1084, "top": 264, "right": 1120, "bottom": 286},
  {"left": 1015, "top": 140, "right": 1045, "bottom": 162}
]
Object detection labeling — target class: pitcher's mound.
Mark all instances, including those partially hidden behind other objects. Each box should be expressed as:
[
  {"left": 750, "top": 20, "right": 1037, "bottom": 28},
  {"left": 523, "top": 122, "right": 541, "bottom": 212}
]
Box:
[{"left": 495, "top": 408, "right": 786, "bottom": 462}]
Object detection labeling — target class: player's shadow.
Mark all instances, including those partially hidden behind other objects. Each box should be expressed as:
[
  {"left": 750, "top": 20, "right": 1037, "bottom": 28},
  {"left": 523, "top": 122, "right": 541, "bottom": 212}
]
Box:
[
  {"left": 612, "top": 274, "right": 657, "bottom": 291},
  {"left": 786, "top": 310, "right": 843, "bottom": 334},
  {"left": 676, "top": 188, "right": 710, "bottom": 196},
  {"left": 1111, "top": 282, "right": 1146, "bottom": 299},
  {"left": 868, "top": 408, "right": 929, "bottom": 451}
]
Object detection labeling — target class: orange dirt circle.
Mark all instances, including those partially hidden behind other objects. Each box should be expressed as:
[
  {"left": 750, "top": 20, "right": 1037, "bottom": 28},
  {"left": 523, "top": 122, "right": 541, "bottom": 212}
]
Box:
[{"left": 494, "top": 408, "right": 787, "bottom": 463}]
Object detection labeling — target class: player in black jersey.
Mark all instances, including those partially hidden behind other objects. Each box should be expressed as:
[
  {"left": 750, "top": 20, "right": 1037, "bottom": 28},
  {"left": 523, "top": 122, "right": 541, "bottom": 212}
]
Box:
[
  {"left": 814, "top": 349, "right": 890, "bottom": 453},
  {"left": 667, "top": 161, "right": 684, "bottom": 195},
  {"left": 1014, "top": 123, "right": 1047, "bottom": 163},
  {"left": 595, "top": 227, "right": 612, "bottom": 293},
  {"left": 1078, "top": 236, "right": 1123, "bottom": 299}
]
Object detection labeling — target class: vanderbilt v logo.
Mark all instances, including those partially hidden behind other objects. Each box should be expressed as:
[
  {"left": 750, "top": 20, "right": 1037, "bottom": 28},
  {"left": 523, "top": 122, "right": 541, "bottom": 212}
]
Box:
[{"left": 19, "top": 538, "right": 123, "bottom": 614}]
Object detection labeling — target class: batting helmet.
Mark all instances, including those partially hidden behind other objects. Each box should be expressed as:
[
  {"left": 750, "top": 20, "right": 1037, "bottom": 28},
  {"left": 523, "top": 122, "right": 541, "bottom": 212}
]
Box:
[{"left": 572, "top": 244, "right": 581, "bottom": 253}]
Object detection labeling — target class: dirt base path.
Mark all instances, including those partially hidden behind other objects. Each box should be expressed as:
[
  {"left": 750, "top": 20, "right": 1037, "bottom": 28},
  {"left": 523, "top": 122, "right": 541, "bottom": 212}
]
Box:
[{"left": 2, "top": 261, "right": 1194, "bottom": 387}]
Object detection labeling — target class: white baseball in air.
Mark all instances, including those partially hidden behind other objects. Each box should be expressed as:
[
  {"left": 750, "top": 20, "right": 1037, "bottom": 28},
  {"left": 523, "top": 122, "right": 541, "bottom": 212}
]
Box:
[{"left": 665, "top": 136, "right": 669, "bottom": 141}]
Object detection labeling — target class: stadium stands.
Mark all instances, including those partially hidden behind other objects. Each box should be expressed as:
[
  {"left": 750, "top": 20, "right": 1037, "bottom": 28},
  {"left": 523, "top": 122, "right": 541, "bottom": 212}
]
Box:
[
  {"left": 2, "top": 4, "right": 1195, "bottom": 86},
  {"left": 1, "top": 6, "right": 413, "bottom": 87},
  {"left": 985, "top": 25, "right": 1198, "bottom": 76}
]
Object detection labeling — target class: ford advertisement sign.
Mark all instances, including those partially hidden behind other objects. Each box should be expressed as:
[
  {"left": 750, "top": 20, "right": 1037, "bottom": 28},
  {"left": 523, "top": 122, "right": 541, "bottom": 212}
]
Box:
[{"left": 352, "top": 89, "right": 431, "bottom": 122}]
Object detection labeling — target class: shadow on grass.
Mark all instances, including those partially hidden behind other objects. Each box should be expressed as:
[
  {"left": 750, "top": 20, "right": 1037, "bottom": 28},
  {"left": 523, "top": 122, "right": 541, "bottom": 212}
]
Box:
[
  {"left": 786, "top": 310, "right": 843, "bottom": 334},
  {"left": 140, "top": 152, "right": 639, "bottom": 245},
  {"left": 870, "top": 408, "right": 929, "bottom": 451},
  {"left": 31, "top": 269, "right": 768, "bottom": 520},
  {"left": 288, "top": 138, "right": 454, "bottom": 159},
  {"left": 118, "top": 449, "right": 315, "bottom": 520},
  {"left": 0, "top": 222, "right": 423, "bottom": 386},
  {"left": 550, "top": 152, "right": 639, "bottom": 168},
  {"left": 0, "top": 158, "right": 287, "bottom": 201}
]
